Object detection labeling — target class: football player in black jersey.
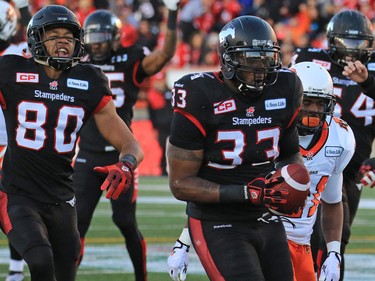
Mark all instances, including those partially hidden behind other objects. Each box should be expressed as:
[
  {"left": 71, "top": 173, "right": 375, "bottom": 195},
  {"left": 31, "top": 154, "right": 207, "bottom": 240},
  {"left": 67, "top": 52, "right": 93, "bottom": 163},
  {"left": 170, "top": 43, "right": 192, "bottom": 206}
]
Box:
[
  {"left": 290, "top": 10, "right": 375, "bottom": 280},
  {"left": 0, "top": 5, "right": 143, "bottom": 281},
  {"left": 167, "top": 15, "right": 305, "bottom": 281},
  {"left": 72, "top": 1, "right": 179, "bottom": 280}
]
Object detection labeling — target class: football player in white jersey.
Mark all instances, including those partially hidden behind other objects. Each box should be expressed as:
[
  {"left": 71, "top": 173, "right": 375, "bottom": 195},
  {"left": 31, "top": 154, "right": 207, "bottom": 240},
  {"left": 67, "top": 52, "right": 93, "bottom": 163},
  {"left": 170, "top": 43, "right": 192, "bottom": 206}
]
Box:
[
  {"left": 0, "top": 1, "right": 30, "bottom": 280},
  {"left": 167, "top": 62, "right": 355, "bottom": 281},
  {"left": 286, "top": 62, "right": 355, "bottom": 281}
]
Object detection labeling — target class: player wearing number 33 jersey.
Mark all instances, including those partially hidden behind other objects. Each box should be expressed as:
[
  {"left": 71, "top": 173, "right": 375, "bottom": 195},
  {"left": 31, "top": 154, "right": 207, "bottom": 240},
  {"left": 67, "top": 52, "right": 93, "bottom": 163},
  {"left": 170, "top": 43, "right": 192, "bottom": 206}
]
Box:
[
  {"left": 167, "top": 15, "right": 305, "bottom": 280},
  {"left": 170, "top": 68, "right": 302, "bottom": 221},
  {"left": 0, "top": 54, "right": 112, "bottom": 203}
]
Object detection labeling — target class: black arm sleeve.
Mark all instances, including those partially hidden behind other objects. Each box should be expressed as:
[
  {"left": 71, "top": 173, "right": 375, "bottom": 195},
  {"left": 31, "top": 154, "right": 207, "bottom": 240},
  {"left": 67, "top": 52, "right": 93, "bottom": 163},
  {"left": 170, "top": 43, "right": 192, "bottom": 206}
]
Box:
[
  {"left": 169, "top": 112, "right": 205, "bottom": 150},
  {"left": 359, "top": 74, "right": 375, "bottom": 99}
]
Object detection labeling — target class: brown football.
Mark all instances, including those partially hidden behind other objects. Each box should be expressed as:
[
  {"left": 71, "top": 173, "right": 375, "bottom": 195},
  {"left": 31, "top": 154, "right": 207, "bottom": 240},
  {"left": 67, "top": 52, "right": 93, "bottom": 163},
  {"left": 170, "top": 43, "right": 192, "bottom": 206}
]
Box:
[{"left": 268, "top": 163, "right": 310, "bottom": 216}]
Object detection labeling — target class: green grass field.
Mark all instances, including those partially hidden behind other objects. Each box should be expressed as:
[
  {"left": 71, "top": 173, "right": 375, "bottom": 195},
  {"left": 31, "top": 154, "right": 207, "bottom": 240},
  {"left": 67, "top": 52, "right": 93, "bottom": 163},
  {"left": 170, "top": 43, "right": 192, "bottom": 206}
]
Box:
[{"left": 0, "top": 176, "right": 374, "bottom": 280}]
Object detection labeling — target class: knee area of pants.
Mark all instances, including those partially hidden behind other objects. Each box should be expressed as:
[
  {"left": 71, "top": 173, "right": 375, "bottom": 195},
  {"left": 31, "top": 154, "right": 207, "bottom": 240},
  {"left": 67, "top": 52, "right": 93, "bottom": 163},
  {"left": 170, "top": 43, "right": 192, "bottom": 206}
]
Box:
[
  {"left": 112, "top": 215, "right": 135, "bottom": 229},
  {"left": 23, "top": 245, "right": 54, "bottom": 269}
]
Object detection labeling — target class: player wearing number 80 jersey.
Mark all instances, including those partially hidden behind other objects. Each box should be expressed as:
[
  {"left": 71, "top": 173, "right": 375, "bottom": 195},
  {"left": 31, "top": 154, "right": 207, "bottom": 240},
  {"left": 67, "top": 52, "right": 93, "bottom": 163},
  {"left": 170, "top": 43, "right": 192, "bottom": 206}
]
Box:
[
  {"left": 0, "top": 5, "right": 143, "bottom": 281},
  {"left": 0, "top": 54, "right": 111, "bottom": 202}
]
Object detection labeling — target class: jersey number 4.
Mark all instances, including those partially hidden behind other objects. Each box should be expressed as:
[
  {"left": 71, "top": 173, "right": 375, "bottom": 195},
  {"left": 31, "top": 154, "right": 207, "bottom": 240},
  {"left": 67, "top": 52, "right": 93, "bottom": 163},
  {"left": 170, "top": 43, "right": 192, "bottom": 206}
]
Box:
[{"left": 334, "top": 86, "right": 375, "bottom": 125}]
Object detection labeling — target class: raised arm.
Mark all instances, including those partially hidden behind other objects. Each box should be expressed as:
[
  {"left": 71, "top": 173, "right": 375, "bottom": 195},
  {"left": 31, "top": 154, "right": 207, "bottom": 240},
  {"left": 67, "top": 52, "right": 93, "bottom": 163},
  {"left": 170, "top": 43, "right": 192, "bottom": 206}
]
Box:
[{"left": 141, "top": 0, "right": 179, "bottom": 75}]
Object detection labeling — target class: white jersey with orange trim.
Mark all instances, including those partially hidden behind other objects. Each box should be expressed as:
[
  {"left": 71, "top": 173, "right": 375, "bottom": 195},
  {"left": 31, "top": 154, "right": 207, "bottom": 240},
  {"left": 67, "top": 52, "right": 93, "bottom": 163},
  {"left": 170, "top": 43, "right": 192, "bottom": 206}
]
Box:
[
  {"left": 0, "top": 41, "right": 30, "bottom": 145},
  {"left": 283, "top": 116, "right": 355, "bottom": 245}
]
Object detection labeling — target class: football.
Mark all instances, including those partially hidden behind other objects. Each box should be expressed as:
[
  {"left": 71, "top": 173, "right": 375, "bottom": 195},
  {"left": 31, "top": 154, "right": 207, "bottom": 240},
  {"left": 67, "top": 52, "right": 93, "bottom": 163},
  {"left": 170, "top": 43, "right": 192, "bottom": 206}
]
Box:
[{"left": 268, "top": 163, "right": 310, "bottom": 216}]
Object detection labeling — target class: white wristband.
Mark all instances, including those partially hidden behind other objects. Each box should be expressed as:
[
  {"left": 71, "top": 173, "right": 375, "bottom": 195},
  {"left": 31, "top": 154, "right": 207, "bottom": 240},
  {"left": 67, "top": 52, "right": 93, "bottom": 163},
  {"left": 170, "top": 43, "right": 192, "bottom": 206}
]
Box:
[
  {"left": 327, "top": 241, "right": 341, "bottom": 253},
  {"left": 179, "top": 228, "right": 191, "bottom": 246}
]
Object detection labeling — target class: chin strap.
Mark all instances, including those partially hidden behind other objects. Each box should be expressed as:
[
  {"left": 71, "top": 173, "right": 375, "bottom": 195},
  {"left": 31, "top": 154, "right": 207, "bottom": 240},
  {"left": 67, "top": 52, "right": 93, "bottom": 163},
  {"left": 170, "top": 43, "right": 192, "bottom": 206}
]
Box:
[
  {"left": 237, "top": 83, "right": 263, "bottom": 96},
  {"left": 34, "top": 57, "right": 78, "bottom": 71}
]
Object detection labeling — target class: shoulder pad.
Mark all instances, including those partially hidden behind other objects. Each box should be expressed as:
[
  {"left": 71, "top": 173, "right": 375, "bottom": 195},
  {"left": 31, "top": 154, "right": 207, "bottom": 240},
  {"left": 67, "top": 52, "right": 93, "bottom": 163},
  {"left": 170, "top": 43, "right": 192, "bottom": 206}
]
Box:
[{"left": 188, "top": 72, "right": 216, "bottom": 81}]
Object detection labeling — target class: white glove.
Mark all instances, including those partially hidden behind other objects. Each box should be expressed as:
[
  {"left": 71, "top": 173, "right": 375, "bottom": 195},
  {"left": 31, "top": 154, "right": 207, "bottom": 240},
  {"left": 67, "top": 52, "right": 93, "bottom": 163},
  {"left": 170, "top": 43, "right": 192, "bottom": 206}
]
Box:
[
  {"left": 318, "top": 252, "right": 341, "bottom": 281},
  {"left": 360, "top": 170, "right": 375, "bottom": 188},
  {"left": 167, "top": 239, "right": 190, "bottom": 281},
  {"left": 162, "top": 0, "right": 180, "bottom": 11},
  {"left": 11, "top": 0, "right": 28, "bottom": 8}
]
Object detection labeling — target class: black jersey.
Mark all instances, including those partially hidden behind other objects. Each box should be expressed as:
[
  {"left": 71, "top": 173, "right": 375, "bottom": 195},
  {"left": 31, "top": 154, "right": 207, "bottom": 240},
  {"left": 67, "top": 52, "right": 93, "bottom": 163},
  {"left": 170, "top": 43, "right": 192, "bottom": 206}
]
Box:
[
  {"left": 291, "top": 48, "right": 375, "bottom": 175},
  {"left": 0, "top": 55, "right": 112, "bottom": 203},
  {"left": 169, "top": 70, "right": 303, "bottom": 221},
  {"left": 78, "top": 46, "right": 148, "bottom": 152}
]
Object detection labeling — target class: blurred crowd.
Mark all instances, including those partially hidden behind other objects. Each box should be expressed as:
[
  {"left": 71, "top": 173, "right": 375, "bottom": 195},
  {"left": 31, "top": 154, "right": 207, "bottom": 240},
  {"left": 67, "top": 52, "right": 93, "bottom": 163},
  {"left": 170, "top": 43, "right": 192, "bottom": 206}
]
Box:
[{"left": 26, "top": 0, "right": 375, "bottom": 68}]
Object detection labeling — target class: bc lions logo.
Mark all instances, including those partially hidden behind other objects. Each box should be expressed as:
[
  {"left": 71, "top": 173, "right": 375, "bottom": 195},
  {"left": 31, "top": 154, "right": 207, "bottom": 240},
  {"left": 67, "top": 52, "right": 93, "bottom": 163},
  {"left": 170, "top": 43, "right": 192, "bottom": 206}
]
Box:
[{"left": 219, "top": 27, "right": 235, "bottom": 43}]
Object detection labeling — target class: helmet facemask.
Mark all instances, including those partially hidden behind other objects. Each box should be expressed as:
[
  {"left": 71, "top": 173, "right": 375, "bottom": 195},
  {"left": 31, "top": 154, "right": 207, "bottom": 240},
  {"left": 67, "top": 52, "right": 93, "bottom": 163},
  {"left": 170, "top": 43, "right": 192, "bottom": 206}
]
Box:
[
  {"left": 84, "top": 29, "right": 114, "bottom": 61},
  {"left": 27, "top": 5, "right": 85, "bottom": 71},
  {"left": 218, "top": 16, "right": 282, "bottom": 96},
  {"left": 30, "top": 25, "right": 84, "bottom": 71},
  {"left": 292, "top": 61, "right": 336, "bottom": 136},
  {"left": 298, "top": 93, "right": 336, "bottom": 136},
  {"left": 222, "top": 47, "right": 281, "bottom": 94},
  {"left": 329, "top": 35, "right": 373, "bottom": 66},
  {"left": 83, "top": 10, "right": 122, "bottom": 62},
  {"left": 326, "top": 10, "right": 374, "bottom": 67}
]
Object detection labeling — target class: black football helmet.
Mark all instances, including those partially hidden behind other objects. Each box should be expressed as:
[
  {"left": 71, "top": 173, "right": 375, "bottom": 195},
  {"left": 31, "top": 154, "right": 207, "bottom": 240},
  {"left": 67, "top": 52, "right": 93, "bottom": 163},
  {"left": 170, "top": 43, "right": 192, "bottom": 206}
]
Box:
[
  {"left": 83, "top": 10, "right": 122, "bottom": 61},
  {"left": 293, "top": 62, "right": 336, "bottom": 135},
  {"left": 327, "top": 10, "right": 374, "bottom": 66},
  {"left": 218, "top": 16, "right": 281, "bottom": 94},
  {"left": 27, "top": 5, "right": 84, "bottom": 70}
]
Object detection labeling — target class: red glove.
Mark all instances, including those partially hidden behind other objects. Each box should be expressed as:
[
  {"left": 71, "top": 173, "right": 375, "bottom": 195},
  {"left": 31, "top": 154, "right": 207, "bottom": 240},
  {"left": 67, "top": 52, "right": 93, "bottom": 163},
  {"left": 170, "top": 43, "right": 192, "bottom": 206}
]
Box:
[
  {"left": 359, "top": 158, "right": 375, "bottom": 188},
  {"left": 94, "top": 155, "right": 136, "bottom": 200},
  {"left": 360, "top": 170, "right": 375, "bottom": 188},
  {"left": 247, "top": 175, "right": 287, "bottom": 208}
]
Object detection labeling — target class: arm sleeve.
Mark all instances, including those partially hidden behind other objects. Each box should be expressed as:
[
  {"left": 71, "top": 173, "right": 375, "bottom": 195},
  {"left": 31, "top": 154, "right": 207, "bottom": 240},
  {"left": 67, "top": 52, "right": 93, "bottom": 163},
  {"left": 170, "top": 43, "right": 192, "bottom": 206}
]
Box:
[
  {"left": 321, "top": 172, "right": 343, "bottom": 204},
  {"left": 322, "top": 124, "right": 355, "bottom": 203},
  {"left": 278, "top": 72, "right": 303, "bottom": 160},
  {"left": 169, "top": 111, "right": 205, "bottom": 150},
  {"left": 168, "top": 74, "right": 209, "bottom": 150},
  {"left": 359, "top": 74, "right": 375, "bottom": 99}
]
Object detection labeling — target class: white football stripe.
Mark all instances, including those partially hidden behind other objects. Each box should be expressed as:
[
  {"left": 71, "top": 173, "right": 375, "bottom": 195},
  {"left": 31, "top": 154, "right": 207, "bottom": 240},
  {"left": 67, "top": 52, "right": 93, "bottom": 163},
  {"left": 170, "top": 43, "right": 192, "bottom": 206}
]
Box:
[{"left": 281, "top": 166, "right": 310, "bottom": 191}]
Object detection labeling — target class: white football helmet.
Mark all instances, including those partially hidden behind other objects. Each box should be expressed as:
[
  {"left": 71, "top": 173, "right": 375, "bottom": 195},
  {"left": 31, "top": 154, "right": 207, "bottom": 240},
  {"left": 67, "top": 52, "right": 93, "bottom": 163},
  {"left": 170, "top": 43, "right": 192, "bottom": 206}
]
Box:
[
  {"left": 0, "top": 0, "right": 17, "bottom": 42},
  {"left": 292, "top": 61, "right": 336, "bottom": 135}
]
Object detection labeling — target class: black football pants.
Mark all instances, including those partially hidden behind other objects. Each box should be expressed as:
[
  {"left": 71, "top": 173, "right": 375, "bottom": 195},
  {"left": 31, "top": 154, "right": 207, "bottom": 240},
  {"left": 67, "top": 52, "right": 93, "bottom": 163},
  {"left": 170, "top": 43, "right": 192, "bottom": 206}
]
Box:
[
  {"left": 2, "top": 193, "right": 80, "bottom": 281},
  {"left": 73, "top": 149, "right": 147, "bottom": 281},
  {"left": 189, "top": 216, "right": 293, "bottom": 281}
]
